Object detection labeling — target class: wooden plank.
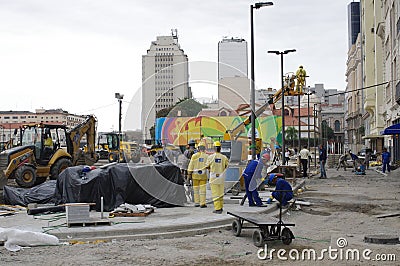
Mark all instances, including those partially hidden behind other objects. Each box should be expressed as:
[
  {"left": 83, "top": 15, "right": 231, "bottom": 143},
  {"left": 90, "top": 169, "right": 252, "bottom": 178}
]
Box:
[{"left": 110, "top": 208, "right": 154, "bottom": 217}]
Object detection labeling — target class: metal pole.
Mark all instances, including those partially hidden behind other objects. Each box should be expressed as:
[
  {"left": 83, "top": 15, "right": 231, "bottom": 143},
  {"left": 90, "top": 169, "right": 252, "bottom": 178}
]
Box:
[
  {"left": 298, "top": 94, "right": 301, "bottom": 152},
  {"left": 119, "top": 98, "right": 122, "bottom": 140},
  {"left": 314, "top": 104, "right": 317, "bottom": 168},
  {"left": 280, "top": 53, "right": 285, "bottom": 161},
  {"left": 307, "top": 92, "right": 310, "bottom": 150},
  {"left": 250, "top": 5, "right": 256, "bottom": 160}
]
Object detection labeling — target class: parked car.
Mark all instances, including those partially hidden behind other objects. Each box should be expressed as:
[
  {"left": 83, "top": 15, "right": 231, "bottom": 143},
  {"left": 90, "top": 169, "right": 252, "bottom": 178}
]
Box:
[{"left": 358, "top": 148, "right": 377, "bottom": 161}]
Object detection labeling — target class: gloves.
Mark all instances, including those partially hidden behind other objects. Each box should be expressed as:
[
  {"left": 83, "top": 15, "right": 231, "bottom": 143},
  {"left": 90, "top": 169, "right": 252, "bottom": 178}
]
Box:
[{"left": 266, "top": 196, "right": 273, "bottom": 204}]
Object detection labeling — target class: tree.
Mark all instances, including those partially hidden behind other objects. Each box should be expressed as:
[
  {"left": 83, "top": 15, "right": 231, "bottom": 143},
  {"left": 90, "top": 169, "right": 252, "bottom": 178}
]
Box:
[
  {"left": 156, "top": 98, "right": 207, "bottom": 118},
  {"left": 321, "top": 121, "right": 334, "bottom": 142},
  {"left": 286, "top": 126, "right": 298, "bottom": 148}
]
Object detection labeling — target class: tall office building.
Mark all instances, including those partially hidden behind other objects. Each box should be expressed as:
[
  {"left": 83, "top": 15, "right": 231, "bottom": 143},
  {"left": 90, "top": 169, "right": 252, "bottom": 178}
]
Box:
[
  {"left": 218, "top": 37, "right": 250, "bottom": 110},
  {"left": 218, "top": 37, "right": 248, "bottom": 79},
  {"left": 347, "top": 2, "right": 360, "bottom": 49},
  {"left": 141, "top": 30, "right": 190, "bottom": 139}
]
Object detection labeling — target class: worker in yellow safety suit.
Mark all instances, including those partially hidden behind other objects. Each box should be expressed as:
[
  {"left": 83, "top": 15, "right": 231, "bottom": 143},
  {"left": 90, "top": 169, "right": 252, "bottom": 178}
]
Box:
[
  {"left": 188, "top": 142, "right": 209, "bottom": 208},
  {"left": 295, "top": 65, "right": 306, "bottom": 93},
  {"left": 206, "top": 141, "right": 229, "bottom": 214}
]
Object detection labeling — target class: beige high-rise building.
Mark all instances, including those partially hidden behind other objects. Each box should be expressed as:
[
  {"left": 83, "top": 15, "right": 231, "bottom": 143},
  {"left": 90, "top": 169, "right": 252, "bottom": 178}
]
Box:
[{"left": 141, "top": 30, "right": 190, "bottom": 140}]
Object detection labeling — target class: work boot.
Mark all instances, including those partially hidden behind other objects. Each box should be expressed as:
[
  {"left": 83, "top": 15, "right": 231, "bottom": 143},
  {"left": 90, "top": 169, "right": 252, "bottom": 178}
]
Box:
[
  {"left": 200, "top": 205, "right": 207, "bottom": 208},
  {"left": 194, "top": 203, "right": 200, "bottom": 207},
  {"left": 213, "top": 209, "right": 223, "bottom": 214}
]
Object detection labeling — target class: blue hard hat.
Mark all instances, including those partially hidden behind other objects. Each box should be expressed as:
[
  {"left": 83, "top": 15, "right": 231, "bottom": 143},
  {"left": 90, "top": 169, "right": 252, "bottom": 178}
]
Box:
[{"left": 268, "top": 174, "right": 276, "bottom": 184}]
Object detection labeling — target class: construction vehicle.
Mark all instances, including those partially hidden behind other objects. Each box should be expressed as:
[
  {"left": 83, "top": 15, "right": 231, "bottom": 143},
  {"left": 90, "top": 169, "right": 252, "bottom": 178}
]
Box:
[
  {"left": 0, "top": 115, "right": 98, "bottom": 188},
  {"left": 268, "top": 70, "right": 305, "bottom": 105},
  {"left": 97, "top": 132, "right": 141, "bottom": 163}
]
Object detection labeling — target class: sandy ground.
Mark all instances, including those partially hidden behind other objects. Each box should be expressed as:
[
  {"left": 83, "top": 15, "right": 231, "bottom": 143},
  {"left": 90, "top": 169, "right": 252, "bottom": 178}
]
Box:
[{"left": 0, "top": 167, "right": 399, "bottom": 265}]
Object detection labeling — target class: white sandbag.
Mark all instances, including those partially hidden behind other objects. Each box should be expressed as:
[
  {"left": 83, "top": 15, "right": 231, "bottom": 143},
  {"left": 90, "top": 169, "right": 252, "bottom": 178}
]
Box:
[{"left": 0, "top": 227, "right": 59, "bottom": 252}]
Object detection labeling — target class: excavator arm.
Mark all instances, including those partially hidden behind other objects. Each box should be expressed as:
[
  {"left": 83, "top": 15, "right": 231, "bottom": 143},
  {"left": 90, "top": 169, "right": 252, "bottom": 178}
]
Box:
[{"left": 67, "top": 115, "right": 98, "bottom": 165}]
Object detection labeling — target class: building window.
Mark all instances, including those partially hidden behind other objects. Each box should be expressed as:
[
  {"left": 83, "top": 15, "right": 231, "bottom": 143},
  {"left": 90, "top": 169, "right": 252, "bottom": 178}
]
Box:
[{"left": 334, "top": 120, "right": 341, "bottom": 132}]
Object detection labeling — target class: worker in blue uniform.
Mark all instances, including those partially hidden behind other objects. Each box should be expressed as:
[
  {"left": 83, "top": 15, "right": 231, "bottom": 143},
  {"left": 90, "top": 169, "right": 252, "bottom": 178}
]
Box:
[
  {"left": 242, "top": 158, "right": 265, "bottom": 207},
  {"left": 266, "top": 173, "right": 293, "bottom": 207}
]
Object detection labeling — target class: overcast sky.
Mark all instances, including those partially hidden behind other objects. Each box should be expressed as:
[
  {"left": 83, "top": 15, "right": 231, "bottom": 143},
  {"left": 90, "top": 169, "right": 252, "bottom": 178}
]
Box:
[{"left": 0, "top": 0, "right": 351, "bottom": 131}]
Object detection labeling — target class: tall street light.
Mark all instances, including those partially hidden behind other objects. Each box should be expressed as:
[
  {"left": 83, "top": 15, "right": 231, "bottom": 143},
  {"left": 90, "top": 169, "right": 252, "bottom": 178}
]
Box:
[
  {"left": 250, "top": 1, "right": 273, "bottom": 160},
  {"left": 267, "top": 49, "right": 296, "bottom": 161},
  {"left": 115, "top": 93, "right": 124, "bottom": 140}
]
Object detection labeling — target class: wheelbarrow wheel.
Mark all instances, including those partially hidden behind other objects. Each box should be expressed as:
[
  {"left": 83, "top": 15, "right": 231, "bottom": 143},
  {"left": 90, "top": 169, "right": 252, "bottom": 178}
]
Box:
[
  {"left": 232, "top": 219, "right": 242, "bottom": 237},
  {"left": 252, "top": 229, "right": 265, "bottom": 247},
  {"left": 231, "top": 182, "right": 240, "bottom": 196},
  {"left": 281, "top": 228, "right": 293, "bottom": 245}
]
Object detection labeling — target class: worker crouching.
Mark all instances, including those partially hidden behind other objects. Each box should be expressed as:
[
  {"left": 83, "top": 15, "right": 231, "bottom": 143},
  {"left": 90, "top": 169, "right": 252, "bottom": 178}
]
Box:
[
  {"left": 206, "top": 141, "right": 229, "bottom": 214},
  {"left": 187, "top": 142, "right": 209, "bottom": 208},
  {"left": 267, "top": 173, "right": 293, "bottom": 207}
]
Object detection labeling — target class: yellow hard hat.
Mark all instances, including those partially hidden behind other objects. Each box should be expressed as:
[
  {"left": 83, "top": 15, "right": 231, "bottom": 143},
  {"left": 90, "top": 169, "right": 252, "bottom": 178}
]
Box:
[
  {"left": 198, "top": 142, "right": 205, "bottom": 147},
  {"left": 214, "top": 141, "right": 221, "bottom": 147}
]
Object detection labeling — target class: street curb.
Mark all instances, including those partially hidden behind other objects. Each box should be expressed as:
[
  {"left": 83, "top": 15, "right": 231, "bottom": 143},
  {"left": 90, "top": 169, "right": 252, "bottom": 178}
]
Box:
[{"left": 52, "top": 179, "right": 306, "bottom": 242}]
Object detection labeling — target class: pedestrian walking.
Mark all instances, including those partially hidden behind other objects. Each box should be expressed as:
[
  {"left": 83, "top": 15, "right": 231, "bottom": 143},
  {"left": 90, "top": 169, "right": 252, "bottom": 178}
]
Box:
[
  {"left": 206, "top": 141, "right": 229, "bottom": 214},
  {"left": 319, "top": 144, "right": 327, "bottom": 178},
  {"left": 381, "top": 147, "right": 391, "bottom": 173},
  {"left": 284, "top": 148, "right": 290, "bottom": 165},
  {"left": 299, "top": 145, "right": 310, "bottom": 178}
]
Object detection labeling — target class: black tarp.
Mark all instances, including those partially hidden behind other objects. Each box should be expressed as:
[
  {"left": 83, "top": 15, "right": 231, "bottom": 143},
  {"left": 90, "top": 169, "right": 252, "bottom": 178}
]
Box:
[
  {"left": 3, "top": 180, "right": 58, "bottom": 206},
  {"left": 2, "top": 162, "right": 186, "bottom": 211},
  {"left": 54, "top": 162, "right": 186, "bottom": 211}
]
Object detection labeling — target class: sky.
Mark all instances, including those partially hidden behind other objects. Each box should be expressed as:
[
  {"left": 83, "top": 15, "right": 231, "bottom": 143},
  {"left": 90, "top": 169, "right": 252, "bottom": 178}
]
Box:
[{"left": 0, "top": 0, "right": 351, "bottom": 132}]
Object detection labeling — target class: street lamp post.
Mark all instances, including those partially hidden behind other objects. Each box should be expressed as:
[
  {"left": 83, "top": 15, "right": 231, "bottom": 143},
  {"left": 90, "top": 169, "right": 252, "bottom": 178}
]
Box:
[
  {"left": 313, "top": 103, "right": 318, "bottom": 168},
  {"left": 250, "top": 1, "right": 273, "bottom": 160},
  {"left": 115, "top": 93, "right": 124, "bottom": 140},
  {"left": 267, "top": 49, "right": 296, "bottom": 161}
]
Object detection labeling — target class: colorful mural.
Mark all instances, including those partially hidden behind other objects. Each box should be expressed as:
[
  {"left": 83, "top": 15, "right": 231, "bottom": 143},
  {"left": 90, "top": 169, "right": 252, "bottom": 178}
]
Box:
[{"left": 156, "top": 115, "right": 282, "bottom": 146}]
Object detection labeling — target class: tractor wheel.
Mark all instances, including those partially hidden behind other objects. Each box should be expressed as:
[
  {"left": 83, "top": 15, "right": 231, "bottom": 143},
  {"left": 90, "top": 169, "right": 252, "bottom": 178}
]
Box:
[
  {"left": 50, "top": 158, "right": 72, "bottom": 180},
  {"left": 34, "top": 176, "right": 47, "bottom": 185},
  {"left": 15, "top": 165, "right": 37, "bottom": 188},
  {"left": 252, "top": 229, "right": 265, "bottom": 247},
  {"left": 281, "top": 228, "right": 293, "bottom": 245},
  {"left": 108, "top": 152, "right": 119, "bottom": 163},
  {"left": 119, "top": 152, "right": 127, "bottom": 163},
  {"left": 232, "top": 219, "right": 242, "bottom": 237}
]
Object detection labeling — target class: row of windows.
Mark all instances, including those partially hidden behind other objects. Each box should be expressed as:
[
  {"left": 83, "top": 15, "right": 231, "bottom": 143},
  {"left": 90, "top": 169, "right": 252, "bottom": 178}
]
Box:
[
  {"left": 155, "top": 57, "right": 173, "bottom": 62},
  {"left": 156, "top": 48, "right": 173, "bottom": 51},
  {"left": 155, "top": 63, "right": 172, "bottom": 68},
  {"left": 2, "top": 116, "right": 61, "bottom": 120},
  {"left": 155, "top": 75, "right": 173, "bottom": 79},
  {"left": 155, "top": 87, "right": 173, "bottom": 91},
  {"left": 157, "top": 98, "right": 173, "bottom": 103},
  {"left": 156, "top": 81, "right": 173, "bottom": 85},
  {"left": 156, "top": 92, "right": 173, "bottom": 97},
  {"left": 155, "top": 53, "right": 174, "bottom": 56},
  {"left": 156, "top": 104, "right": 172, "bottom": 109},
  {"left": 156, "top": 69, "right": 173, "bottom": 73}
]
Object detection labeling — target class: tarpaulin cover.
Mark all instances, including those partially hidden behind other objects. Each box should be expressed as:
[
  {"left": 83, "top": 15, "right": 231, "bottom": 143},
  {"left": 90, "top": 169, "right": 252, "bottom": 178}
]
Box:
[
  {"left": 54, "top": 162, "right": 186, "bottom": 211},
  {"left": 3, "top": 180, "right": 58, "bottom": 206}
]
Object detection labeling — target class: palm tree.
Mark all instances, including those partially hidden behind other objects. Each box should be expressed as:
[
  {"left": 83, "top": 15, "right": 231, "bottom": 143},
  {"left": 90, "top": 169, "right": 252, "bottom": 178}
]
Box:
[{"left": 286, "top": 126, "right": 298, "bottom": 148}]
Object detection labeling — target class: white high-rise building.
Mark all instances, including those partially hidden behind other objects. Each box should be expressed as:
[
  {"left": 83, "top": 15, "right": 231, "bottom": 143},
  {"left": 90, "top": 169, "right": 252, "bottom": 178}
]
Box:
[
  {"left": 218, "top": 37, "right": 248, "bottom": 79},
  {"left": 218, "top": 37, "right": 249, "bottom": 110},
  {"left": 141, "top": 30, "right": 190, "bottom": 139}
]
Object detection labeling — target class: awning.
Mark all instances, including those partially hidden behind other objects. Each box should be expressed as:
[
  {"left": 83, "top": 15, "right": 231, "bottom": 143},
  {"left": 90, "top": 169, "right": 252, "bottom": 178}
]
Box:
[
  {"left": 381, "top": 123, "right": 400, "bottom": 135},
  {"left": 362, "top": 134, "right": 384, "bottom": 139}
]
